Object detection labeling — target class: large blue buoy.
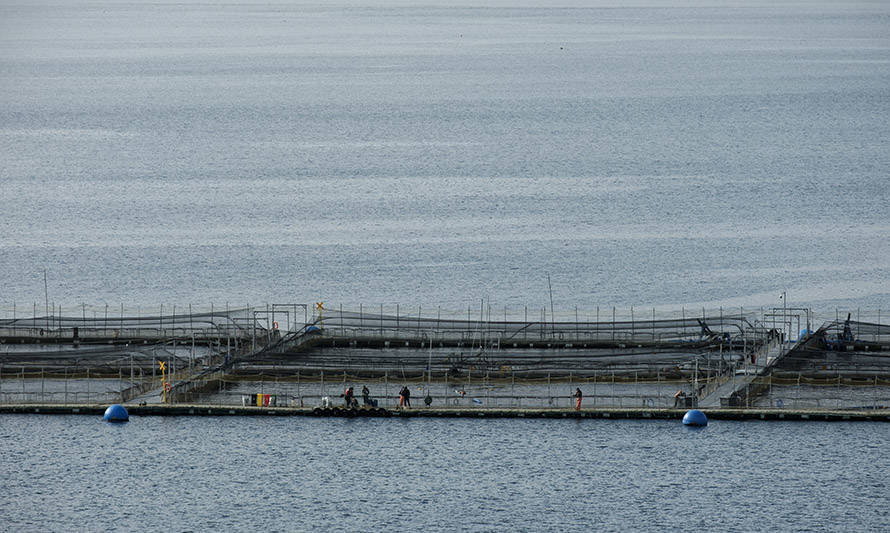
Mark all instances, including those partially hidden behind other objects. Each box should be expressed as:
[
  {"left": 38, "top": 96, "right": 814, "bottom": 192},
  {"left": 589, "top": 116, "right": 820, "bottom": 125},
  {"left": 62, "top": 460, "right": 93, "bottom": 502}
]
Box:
[
  {"left": 104, "top": 404, "right": 129, "bottom": 422},
  {"left": 682, "top": 409, "right": 707, "bottom": 426}
]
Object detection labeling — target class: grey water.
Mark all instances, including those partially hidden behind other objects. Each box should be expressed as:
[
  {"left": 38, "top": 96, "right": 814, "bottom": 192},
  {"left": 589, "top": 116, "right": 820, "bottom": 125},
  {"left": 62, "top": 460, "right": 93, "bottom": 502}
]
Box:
[
  {"left": 2, "top": 1, "right": 890, "bottom": 529},
  {"left": 1, "top": 0, "right": 889, "bottom": 314},
  {"left": 2, "top": 415, "right": 889, "bottom": 532}
]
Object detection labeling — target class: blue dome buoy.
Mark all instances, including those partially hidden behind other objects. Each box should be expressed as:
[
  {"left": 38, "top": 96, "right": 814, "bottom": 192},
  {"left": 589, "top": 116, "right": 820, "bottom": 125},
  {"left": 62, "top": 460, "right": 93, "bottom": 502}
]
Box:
[
  {"left": 682, "top": 409, "right": 707, "bottom": 426},
  {"left": 104, "top": 404, "right": 129, "bottom": 422}
]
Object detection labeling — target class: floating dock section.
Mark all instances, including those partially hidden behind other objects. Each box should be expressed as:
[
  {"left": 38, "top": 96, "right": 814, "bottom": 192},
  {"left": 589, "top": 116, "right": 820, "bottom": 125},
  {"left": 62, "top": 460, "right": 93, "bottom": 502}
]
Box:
[{"left": 1, "top": 403, "right": 889, "bottom": 422}]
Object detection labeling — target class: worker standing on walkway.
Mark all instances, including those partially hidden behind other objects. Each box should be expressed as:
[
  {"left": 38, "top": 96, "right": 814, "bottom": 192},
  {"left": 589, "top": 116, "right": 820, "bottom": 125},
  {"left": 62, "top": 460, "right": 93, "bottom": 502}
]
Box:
[
  {"left": 574, "top": 388, "right": 582, "bottom": 410},
  {"left": 344, "top": 386, "right": 354, "bottom": 408},
  {"left": 362, "top": 385, "right": 370, "bottom": 406},
  {"left": 399, "top": 385, "right": 411, "bottom": 408},
  {"left": 673, "top": 389, "right": 686, "bottom": 408}
]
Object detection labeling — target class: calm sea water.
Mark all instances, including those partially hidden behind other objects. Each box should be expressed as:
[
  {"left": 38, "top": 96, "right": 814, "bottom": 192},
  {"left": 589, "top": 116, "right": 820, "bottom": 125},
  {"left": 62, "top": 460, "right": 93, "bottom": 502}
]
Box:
[
  {"left": 1, "top": 414, "right": 888, "bottom": 532},
  {"left": 1, "top": 0, "right": 888, "bottom": 313},
  {"left": 2, "top": 4, "right": 889, "bottom": 528}
]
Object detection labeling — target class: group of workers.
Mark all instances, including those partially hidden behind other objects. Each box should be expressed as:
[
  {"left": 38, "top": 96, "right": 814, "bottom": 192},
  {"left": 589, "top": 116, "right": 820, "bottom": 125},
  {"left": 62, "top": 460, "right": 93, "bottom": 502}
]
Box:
[
  {"left": 341, "top": 385, "right": 412, "bottom": 408},
  {"left": 342, "top": 385, "right": 373, "bottom": 408},
  {"left": 341, "top": 385, "right": 587, "bottom": 410}
]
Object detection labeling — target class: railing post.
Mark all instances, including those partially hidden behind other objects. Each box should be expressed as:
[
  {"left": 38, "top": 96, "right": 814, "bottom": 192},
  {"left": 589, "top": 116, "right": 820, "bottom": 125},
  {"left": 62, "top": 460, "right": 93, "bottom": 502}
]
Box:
[
  {"left": 547, "top": 372, "right": 553, "bottom": 406},
  {"left": 593, "top": 371, "right": 597, "bottom": 407},
  {"left": 634, "top": 371, "right": 638, "bottom": 402}
]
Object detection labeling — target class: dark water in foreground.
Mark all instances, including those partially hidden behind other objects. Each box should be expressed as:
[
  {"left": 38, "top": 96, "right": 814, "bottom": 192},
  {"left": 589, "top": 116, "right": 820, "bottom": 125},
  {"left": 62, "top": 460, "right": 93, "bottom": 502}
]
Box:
[{"left": 1, "top": 415, "right": 887, "bottom": 531}]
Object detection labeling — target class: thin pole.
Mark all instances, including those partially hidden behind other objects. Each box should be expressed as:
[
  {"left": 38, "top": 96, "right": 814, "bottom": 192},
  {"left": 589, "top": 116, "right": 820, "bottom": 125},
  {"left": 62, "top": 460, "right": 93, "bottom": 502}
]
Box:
[
  {"left": 547, "top": 274, "right": 555, "bottom": 336},
  {"left": 479, "top": 299, "right": 484, "bottom": 349},
  {"left": 547, "top": 372, "right": 553, "bottom": 405},
  {"left": 593, "top": 371, "right": 597, "bottom": 406},
  {"left": 43, "top": 269, "right": 49, "bottom": 332},
  {"left": 631, "top": 306, "right": 634, "bottom": 341}
]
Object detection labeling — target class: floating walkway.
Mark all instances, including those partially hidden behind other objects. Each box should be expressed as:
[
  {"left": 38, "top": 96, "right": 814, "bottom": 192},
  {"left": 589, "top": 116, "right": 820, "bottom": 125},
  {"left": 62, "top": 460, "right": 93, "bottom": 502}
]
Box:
[
  {"left": 698, "top": 338, "right": 788, "bottom": 407},
  {"left": 2, "top": 403, "right": 888, "bottom": 422}
]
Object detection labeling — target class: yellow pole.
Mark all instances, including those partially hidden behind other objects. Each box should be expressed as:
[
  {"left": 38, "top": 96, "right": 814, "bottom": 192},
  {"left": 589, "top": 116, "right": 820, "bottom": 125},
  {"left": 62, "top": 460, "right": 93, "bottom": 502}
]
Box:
[
  {"left": 316, "top": 301, "right": 324, "bottom": 329},
  {"left": 160, "top": 360, "right": 167, "bottom": 403}
]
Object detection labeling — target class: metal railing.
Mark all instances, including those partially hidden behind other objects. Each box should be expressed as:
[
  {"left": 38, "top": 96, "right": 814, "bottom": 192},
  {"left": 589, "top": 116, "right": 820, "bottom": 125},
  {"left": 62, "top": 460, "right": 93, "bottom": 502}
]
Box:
[{"left": 6, "top": 372, "right": 889, "bottom": 410}]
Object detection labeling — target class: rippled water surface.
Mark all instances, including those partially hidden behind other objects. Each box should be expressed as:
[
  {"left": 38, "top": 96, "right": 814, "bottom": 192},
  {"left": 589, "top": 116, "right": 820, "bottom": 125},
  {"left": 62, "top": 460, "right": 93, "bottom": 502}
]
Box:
[
  {"left": 2, "top": 4, "right": 889, "bottom": 527},
  {"left": 1, "top": 415, "right": 888, "bottom": 531},
  {"left": 1, "top": 0, "right": 889, "bottom": 312}
]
